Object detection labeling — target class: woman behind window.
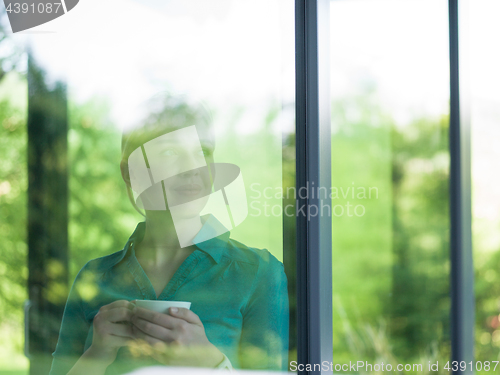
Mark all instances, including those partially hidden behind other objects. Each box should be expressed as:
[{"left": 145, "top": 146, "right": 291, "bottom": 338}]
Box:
[{"left": 49, "top": 95, "right": 289, "bottom": 375}]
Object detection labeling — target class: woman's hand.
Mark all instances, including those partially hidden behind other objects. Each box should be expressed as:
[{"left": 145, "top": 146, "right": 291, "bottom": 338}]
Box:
[
  {"left": 130, "top": 307, "right": 224, "bottom": 368},
  {"left": 86, "top": 300, "right": 135, "bottom": 364}
]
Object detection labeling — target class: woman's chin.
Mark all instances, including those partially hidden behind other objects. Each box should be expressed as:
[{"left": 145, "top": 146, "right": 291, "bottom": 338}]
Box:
[{"left": 169, "top": 203, "right": 206, "bottom": 220}]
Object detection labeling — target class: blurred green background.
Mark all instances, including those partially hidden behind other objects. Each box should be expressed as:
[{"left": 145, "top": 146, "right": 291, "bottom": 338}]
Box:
[{"left": 2, "top": 68, "right": 499, "bottom": 374}]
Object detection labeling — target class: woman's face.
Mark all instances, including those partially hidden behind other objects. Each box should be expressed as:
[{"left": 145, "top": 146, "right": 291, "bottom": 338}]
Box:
[
  {"left": 127, "top": 124, "right": 215, "bottom": 218},
  {"left": 156, "top": 125, "right": 214, "bottom": 215}
]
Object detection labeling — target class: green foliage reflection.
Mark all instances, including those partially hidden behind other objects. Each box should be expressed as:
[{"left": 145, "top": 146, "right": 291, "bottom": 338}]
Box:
[{"left": 331, "top": 91, "right": 451, "bottom": 372}]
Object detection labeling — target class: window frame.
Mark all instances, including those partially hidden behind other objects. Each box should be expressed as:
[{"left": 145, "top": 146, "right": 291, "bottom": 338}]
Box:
[
  {"left": 449, "top": 0, "right": 474, "bottom": 372},
  {"left": 293, "top": 0, "right": 475, "bottom": 374},
  {"left": 294, "top": 0, "right": 333, "bottom": 373}
]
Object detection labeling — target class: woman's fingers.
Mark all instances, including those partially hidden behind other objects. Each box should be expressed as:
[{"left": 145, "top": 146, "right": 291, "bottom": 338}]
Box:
[
  {"left": 109, "top": 321, "right": 135, "bottom": 339},
  {"left": 102, "top": 306, "right": 134, "bottom": 323},
  {"left": 131, "top": 306, "right": 209, "bottom": 349},
  {"left": 133, "top": 306, "right": 201, "bottom": 327},
  {"left": 99, "top": 300, "right": 135, "bottom": 312},
  {"left": 131, "top": 316, "right": 176, "bottom": 342},
  {"left": 131, "top": 323, "right": 170, "bottom": 345},
  {"left": 132, "top": 307, "right": 176, "bottom": 329},
  {"left": 168, "top": 307, "right": 202, "bottom": 325},
  {"left": 94, "top": 317, "right": 134, "bottom": 338}
]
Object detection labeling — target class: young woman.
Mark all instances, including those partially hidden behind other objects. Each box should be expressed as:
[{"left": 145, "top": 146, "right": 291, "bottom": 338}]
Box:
[{"left": 49, "top": 96, "right": 289, "bottom": 375}]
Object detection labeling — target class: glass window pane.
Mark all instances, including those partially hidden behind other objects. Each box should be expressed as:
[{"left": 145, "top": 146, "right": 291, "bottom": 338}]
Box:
[
  {"left": 469, "top": 0, "right": 500, "bottom": 367},
  {"left": 330, "top": 0, "right": 451, "bottom": 369},
  {"left": 0, "top": 1, "right": 294, "bottom": 373}
]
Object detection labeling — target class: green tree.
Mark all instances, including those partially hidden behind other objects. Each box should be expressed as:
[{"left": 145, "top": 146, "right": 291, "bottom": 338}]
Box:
[
  {"left": 0, "top": 77, "right": 29, "bottom": 370},
  {"left": 390, "top": 115, "right": 451, "bottom": 359},
  {"left": 331, "top": 90, "right": 451, "bottom": 368}
]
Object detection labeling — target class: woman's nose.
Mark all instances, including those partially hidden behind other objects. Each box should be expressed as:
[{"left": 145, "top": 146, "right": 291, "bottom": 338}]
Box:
[{"left": 177, "top": 152, "right": 204, "bottom": 177}]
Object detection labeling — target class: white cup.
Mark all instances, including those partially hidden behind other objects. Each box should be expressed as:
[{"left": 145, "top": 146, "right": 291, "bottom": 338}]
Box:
[{"left": 134, "top": 300, "right": 191, "bottom": 314}]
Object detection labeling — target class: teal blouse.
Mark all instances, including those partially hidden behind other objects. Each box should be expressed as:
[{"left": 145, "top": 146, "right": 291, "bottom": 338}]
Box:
[{"left": 49, "top": 218, "right": 289, "bottom": 374}]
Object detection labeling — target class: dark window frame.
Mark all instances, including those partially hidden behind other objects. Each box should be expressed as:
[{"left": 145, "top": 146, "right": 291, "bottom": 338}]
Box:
[{"left": 294, "top": 1, "right": 333, "bottom": 374}]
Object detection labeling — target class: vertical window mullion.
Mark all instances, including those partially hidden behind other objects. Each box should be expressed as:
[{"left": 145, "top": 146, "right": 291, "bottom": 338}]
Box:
[
  {"left": 295, "top": 0, "right": 332, "bottom": 373},
  {"left": 449, "top": 0, "right": 474, "bottom": 372}
]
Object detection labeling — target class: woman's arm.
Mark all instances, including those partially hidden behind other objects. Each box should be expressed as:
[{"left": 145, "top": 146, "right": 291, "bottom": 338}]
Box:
[
  {"left": 66, "top": 301, "right": 135, "bottom": 375},
  {"left": 238, "top": 256, "right": 289, "bottom": 371},
  {"left": 49, "top": 265, "right": 93, "bottom": 375},
  {"left": 49, "top": 264, "right": 135, "bottom": 375},
  {"left": 65, "top": 346, "right": 115, "bottom": 375}
]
